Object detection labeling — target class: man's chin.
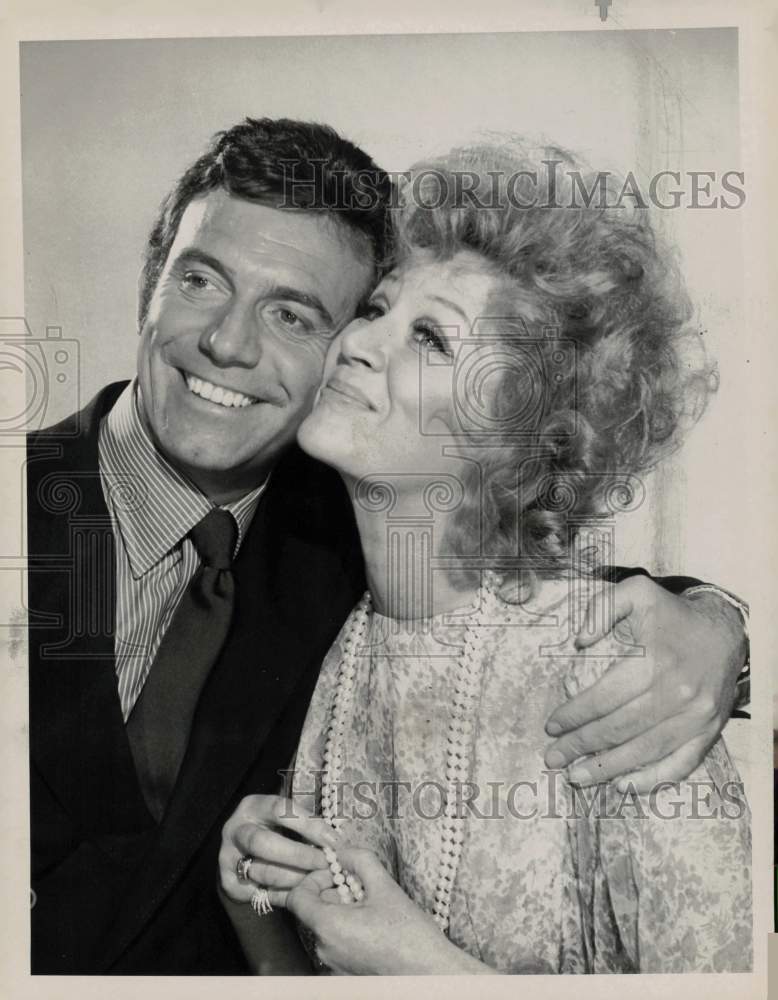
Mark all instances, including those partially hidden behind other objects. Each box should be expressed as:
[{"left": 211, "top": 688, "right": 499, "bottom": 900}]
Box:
[
  {"left": 156, "top": 436, "right": 260, "bottom": 479},
  {"left": 149, "top": 404, "right": 299, "bottom": 492},
  {"left": 173, "top": 457, "right": 271, "bottom": 502}
]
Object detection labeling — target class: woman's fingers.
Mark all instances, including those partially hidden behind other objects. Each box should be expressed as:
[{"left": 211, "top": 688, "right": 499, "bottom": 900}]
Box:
[
  {"left": 271, "top": 803, "right": 340, "bottom": 851},
  {"left": 253, "top": 863, "right": 371, "bottom": 913},
  {"left": 220, "top": 846, "right": 311, "bottom": 896},
  {"left": 218, "top": 839, "right": 256, "bottom": 901},
  {"left": 229, "top": 793, "right": 296, "bottom": 827},
  {"left": 256, "top": 884, "right": 327, "bottom": 911},
  {"left": 233, "top": 823, "right": 328, "bottom": 873},
  {"left": 265, "top": 888, "right": 291, "bottom": 910},
  {"left": 221, "top": 797, "right": 339, "bottom": 909},
  {"left": 332, "top": 846, "right": 386, "bottom": 884},
  {"left": 247, "top": 859, "right": 316, "bottom": 890},
  {"left": 230, "top": 794, "right": 338, "bottom": 851},
  {"left": 287, "top": 869, "right": 337, "bottom": 926}
]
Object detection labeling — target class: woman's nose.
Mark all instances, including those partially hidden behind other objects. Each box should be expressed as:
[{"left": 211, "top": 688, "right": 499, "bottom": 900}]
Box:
[
  {"left": 199, "top": 302, "right": 262, "bottom": 368},
  {"left": 337, "top": 317, "right": 387, "bottom": 370}
]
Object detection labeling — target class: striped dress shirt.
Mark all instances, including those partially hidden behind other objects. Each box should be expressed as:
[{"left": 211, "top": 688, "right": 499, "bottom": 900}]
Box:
[{"left": 98, "top": 381, "right": 267, "bottom": 721}]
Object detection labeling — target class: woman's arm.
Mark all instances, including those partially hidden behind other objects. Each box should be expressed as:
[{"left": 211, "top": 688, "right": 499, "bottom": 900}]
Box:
[{"left": 218, "top": 883, "right": 314, "bottom": 975}]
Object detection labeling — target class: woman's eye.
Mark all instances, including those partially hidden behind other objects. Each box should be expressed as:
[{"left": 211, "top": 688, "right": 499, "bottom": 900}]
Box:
[{"left": 413, "top": 322, "right": 451, "bottom": 356}]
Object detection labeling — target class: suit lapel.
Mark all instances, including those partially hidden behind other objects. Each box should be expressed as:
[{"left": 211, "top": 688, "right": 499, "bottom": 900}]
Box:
[{"left": 28, "top": 383, "right": 153, "bottom": 840}]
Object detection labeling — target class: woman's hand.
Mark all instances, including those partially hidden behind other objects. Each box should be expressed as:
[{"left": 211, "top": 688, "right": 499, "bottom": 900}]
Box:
[
  {"left": 219, "top": 794, "right": 339, "bottom": 903},
  {"left": 543, "top": 576, "right": 747, "bottom": 792},
  {"left": 279, "top": 846, "right": 496, "bottom": 975}
]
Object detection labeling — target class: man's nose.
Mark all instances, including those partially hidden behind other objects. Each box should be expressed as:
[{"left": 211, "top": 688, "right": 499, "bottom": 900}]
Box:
[
  {"left": 199, "top": 303, "right": 261, "bottom": 368},
  {"left": 338, "top": 318, "right": 387, "bottom": 371}
]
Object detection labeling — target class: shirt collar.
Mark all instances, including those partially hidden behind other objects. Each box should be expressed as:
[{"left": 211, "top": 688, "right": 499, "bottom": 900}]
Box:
[{"left": 98, "top": 381, "right": 268, "bottom": 579}]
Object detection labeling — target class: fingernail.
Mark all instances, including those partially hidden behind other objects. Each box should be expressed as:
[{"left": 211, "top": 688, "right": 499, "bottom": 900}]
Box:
[
  {"left": 545, "top": 720, "right": 562, "bottom": 736},
  {"left": 545, "top": 749, "right": 566, "bottom": 769},
  {"left": 566, "top": 766, "right": 591, "bottom": 786}
]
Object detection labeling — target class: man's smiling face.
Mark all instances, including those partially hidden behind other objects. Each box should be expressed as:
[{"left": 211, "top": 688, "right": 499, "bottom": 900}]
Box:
[{"left": 136, "top": 190, "right": 375, "bottom": 501}]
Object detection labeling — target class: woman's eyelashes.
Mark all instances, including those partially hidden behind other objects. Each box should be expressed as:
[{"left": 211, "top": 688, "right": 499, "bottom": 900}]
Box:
[
  {"left": 360, "top": 300, "right": 452, "bottom": 357},
  {"left": 411, "top": 321, "right": 452, "bottom": 357}
]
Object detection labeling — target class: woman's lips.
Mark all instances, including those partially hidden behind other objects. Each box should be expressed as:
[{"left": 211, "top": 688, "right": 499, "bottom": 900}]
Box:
[{"left": 323, "top": 377, "right": 375, "bottom": 411}]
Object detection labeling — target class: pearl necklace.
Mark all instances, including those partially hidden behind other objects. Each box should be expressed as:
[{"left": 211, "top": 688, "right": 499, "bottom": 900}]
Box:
[{"left": 320, "top": 573, "right": 500, "bottom": 932}]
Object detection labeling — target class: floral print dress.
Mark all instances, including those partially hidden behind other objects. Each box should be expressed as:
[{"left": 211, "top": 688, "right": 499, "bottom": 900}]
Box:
[{"left": 292, "top": 577, "right": 752, "bottom": 973}]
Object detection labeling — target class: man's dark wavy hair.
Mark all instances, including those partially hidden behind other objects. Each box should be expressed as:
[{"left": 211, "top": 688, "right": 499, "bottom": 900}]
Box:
[{"left": 138, "top": 117, "right": 393, "bottom": 326}]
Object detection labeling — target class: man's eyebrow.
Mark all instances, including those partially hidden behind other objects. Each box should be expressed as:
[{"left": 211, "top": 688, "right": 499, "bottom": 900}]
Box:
[{"left": 267, "top": 286, "right": 333, "bottom": 327}]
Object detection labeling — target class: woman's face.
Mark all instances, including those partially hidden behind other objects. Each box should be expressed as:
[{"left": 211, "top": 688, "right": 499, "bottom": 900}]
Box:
[{"left": 297, "top": 251, "right": 498, "bottom": 481}]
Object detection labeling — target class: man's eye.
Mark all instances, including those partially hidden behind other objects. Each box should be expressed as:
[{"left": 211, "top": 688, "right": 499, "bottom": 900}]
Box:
[
  {"left": 180, "top": 272, "right": 213, "bottom": 291},
  {"left": 413, "top": 322, "right": 451, "bottom": 356},
  {"left": 269, "top": 307, "right": 318, "bottom": 336},
  {"left": 276, "top": 308, "right": 305, "bottom": 328},
  {"left": 360, "top": 302, "right": 385, "bottom": 321}
]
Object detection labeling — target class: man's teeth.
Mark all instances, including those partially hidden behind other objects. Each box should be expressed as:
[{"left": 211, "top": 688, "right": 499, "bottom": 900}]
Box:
[{"left": 185, "top": 374, "right": 256, "bottom": 408}]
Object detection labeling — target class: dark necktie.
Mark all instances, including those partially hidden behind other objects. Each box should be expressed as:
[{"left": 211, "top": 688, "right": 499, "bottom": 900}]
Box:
[{"left": 127, "top": 507, "right": 238, "bottom": 822}]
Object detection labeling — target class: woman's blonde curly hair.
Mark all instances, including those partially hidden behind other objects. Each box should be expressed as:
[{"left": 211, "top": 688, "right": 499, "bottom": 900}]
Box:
[{"left": 390, "top": 140, "right": 716, "bottom": 586}]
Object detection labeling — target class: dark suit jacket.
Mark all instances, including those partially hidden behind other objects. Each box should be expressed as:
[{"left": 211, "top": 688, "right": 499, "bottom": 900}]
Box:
[
  {"left": 27, "top": 382, "right": 703, "bottom": 974},
  {"left": 27, "top": 382, "right": 365, "bottom": 973}
]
